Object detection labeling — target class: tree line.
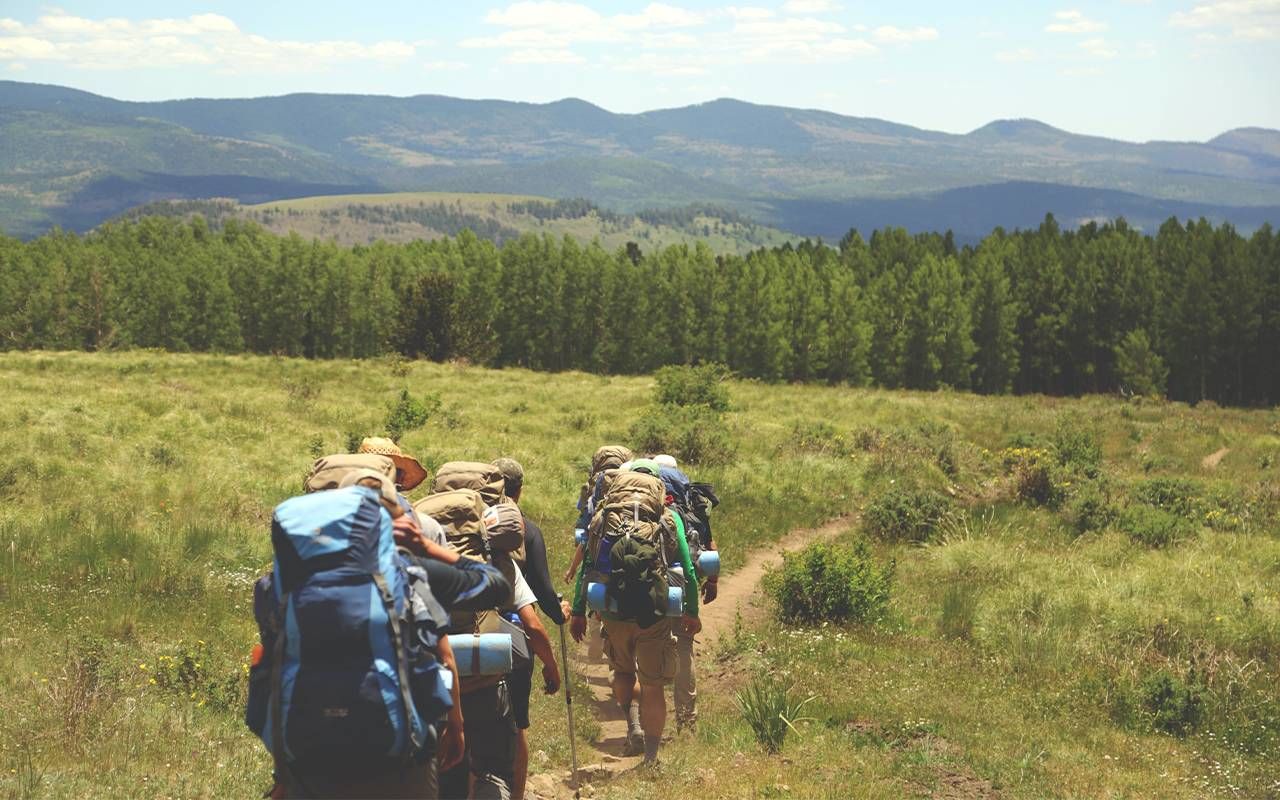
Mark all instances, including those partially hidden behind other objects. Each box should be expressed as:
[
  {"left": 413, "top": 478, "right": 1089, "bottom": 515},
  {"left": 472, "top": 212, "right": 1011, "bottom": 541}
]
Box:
[{"left": 0, "top": 214, "right": 1275, "bottom": 406}]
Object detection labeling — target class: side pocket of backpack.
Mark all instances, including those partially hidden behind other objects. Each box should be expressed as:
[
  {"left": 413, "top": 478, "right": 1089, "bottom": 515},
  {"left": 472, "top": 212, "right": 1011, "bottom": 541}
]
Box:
[{"left": 245, "top": 648, "right": 271, "bottom": 737}]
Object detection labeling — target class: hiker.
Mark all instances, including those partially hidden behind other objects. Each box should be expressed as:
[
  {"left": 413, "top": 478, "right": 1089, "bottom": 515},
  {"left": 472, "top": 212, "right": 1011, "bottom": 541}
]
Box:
[
  {"left": 564, "top": 445, "right": 634, "bottom": 584},
  {"left": 358, "top": 437, "right": 446, "bottom": 545},
  {"left": 421, "top": 462, "right": 562, "bottom": 800},
  {"left": 569, "top": 458, "right": 701, "bottom": 765},
  {"left": 653, "top": 454, "right": 720, "bottom": 733},
  {"left": 492, "top": 457, "right": 569, "bottom": 800},
  {"left": 251, "top": 464, "right": 507, "bottom": 799}
]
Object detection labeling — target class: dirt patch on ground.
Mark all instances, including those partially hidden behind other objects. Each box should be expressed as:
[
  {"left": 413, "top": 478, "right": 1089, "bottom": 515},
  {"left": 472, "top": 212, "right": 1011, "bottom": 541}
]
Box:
[{"left": 1202, "top": 447, "right": 1230, "bottom": 469}]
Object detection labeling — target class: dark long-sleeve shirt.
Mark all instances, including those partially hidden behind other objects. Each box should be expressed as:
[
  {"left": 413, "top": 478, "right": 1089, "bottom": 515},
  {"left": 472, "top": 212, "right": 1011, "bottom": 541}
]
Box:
[
  {"left": 521, "top": 515, "right": 565, "bottom": 625},
  {"left": 407, "top": 556, "right": 511, "bottom": 612}
]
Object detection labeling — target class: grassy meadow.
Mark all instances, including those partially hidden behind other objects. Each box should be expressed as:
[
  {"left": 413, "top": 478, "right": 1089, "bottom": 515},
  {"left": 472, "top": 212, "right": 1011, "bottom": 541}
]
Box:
[{"left": 0, "top": 351, "right": 1277, "bottom": 799}]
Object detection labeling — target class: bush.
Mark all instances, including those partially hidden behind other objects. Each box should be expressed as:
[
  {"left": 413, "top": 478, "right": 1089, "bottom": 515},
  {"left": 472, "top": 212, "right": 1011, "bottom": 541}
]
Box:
[
  {"left": 629, "top": 404, "right": 734, "bottom": 464},
  {"left": 863, "top": 488, "right": 953, "bottom": 543},
  {"left": 736, "top": 677, "right": 816, "bottom": 754},
  {"left": 653, "top": 363, "right": 731, "bottom": 411},
  {"left": 1002, "top": 447, "right": 1067, "bottom": 508},
  {"left": 789, "top": 420, "right": 850, "bottom": 456},
  {"left": 385, "top": 389, "right": 440, "bottom": 442},
  {"left": 1068, "top": 486, "right": 1116, "bottom": 535},
  {"left": 1133, "top": 477, "right": 1201, "bottom": 519},
  {"left": 1120, "top": 505, "right": 1192, "bottom": 548},
  {"left": 764, "top": 540, "right": 894, "bottom": 625},
  {"left": 1141, "top": 670, "right": 1202, "bottom": 736},
  {"left": 1052, "top": 417, "right": 1102, "bottom": 477}
]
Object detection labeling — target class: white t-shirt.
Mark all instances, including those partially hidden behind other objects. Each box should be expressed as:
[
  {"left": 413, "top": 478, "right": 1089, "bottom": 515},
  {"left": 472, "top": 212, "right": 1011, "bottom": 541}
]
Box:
[{"left": 508, "top": 560, "right": 536, "bottom": 612}]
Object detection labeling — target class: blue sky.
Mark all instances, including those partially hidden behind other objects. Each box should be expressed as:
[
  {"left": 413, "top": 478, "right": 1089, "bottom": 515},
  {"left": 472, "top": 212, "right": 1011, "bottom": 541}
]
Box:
[{"left": 0, "top": 1, "right": 1276, "bottom": 142}]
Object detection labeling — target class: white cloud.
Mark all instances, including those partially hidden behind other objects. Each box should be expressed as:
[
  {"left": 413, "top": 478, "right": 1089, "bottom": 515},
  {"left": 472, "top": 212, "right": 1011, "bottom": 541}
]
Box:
[
  {"left": 1061, "top": 65, "right": 1104, "bottom": 76},
  {"left": 0, "top": 10, "right": 417, "bottom": 71},
  {"left": 1045, "top": 9, "right": 1108, "bottom": 33},
  {"left": 995, "top": 47, "right": 1036, "bottom": 62},
  {"left": 1171, "top": 0, "right": 1280, "bottom": 39},
  {"left": 873, "top": 25, "right": 939, "bottom": 43},
  {"left": 1078, "top": 37, "right": 1118, "bottom": 58},
  {"left": 424, "top": 60, "right": 469, "bottom": 71},
  {"left": 726, "top": 6, "right": 775, "bottom": 20},
  {"left": 7, "top": 61, "right": 27, "bottom": 71},
  {"left": 782, "top": 0, "right": 842, "bottom": 13},
  {"left": 505, "top": 48, "right": 585, "bottom": 64}
]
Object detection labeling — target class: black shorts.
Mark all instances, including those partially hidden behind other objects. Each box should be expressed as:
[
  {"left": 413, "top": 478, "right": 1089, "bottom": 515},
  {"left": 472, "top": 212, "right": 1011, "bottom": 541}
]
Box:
[{"left": 509, "top": 663, "right": 533, "bottom": 729}]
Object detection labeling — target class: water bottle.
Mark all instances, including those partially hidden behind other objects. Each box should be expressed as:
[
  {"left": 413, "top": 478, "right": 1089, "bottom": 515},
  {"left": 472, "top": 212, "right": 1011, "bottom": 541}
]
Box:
[
  {"left": 574, "top": 528, "right": 587, "bottom": 546},
  {"left": 446, "top": 633, "right": 514, "bottom": 677},
  {"left": 697, "top": 550, "right": 720, "bottom": 579}
]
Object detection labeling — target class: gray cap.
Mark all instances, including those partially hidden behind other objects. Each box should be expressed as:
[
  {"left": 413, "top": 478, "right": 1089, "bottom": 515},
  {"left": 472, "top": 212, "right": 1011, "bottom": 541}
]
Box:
[{"left": 492, "top": 457, "right": 524, "bottom": 484}]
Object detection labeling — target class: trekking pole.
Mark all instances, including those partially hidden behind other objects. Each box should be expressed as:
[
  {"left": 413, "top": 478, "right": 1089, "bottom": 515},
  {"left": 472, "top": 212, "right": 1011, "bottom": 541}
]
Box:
[{"left": 557, "top": 602, "right": 581, "bottom": 798}]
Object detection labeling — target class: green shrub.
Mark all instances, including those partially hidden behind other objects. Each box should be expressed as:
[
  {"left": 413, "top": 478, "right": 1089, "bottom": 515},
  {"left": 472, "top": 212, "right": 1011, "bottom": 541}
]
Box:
[
  {"left": 1141, "top": 670, "right": 1202, "bottom": 736},
  {"left": 1133, "top": 477, "right": 1201, "bottom": 519},
  {"left": 789, "top": 420, "right": 850, "bottom": 456},
  {"left": 863, "top": 488, "right": 953, "bottom": 543},
  {"left": 1052, "top": 417, "right": 1102, "bottom": 477},
  {"left": 629, "top": 403, "right": 734, "bottom": 464},
  {"left": 764, "top": 540, "right": 894, "bottom": 625},
  {"left": 1120, "top": 505, "right": 1192, "bottom": 548},
  {"left": 385, "top": 389, "right": 440, "bottom": 442},
  {"left": 736, "top": 677, "right": 816, "bottom": 754},
  {"left": 653, "top": 363, "right": 730, "bottom": 411},
  {"left": 1068, "top": 486, "right": 1116, "bottom": 535},
  {"left": 1115, "top": 329, "right": 1168, "bottom": 398}
]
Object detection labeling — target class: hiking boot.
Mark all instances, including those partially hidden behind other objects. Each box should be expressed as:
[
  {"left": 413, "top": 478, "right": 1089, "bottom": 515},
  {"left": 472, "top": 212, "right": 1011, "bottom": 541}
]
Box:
[{"left": 623, "top": 727, "right": 645, "bottom": 756}]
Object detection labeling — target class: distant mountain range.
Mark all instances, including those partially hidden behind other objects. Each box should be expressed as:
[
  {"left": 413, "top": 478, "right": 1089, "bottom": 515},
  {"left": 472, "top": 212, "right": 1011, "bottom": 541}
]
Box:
[{"left": 2, "top": 80, "right": 1277, "bottom": 240}]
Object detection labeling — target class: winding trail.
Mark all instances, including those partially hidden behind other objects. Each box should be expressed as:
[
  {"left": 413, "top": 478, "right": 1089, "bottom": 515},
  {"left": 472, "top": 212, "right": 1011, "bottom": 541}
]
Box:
[{"left": 528, "top": 516, "right": 853, "bottom": 799}]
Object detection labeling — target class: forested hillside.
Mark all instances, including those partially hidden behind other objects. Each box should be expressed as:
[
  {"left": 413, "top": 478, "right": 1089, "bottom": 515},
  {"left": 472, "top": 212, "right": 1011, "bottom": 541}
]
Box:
[
  {"left": 112, "top": 193, "right": 793, "bottom": 253},
  {"left": 2, "top": 214, "right": 1275, "bottom": 406},
  {"left": 2, "top": 81, "right": 1278, "bottom": 239}
]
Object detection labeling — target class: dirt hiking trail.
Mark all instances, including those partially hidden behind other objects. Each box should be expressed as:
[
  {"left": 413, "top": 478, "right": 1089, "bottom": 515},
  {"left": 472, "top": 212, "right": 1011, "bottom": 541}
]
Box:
[
  {"left": 1202, "top": 447, "right": 1230, "bottom": 469},
  {"left": 528, "top": 516, "right": 853, "bottom": 800}
]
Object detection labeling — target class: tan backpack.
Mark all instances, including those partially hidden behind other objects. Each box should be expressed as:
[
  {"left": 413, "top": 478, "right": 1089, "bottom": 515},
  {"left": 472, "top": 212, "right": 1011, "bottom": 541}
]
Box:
[
  {"left": 414, "top": 488, "right": 488, "bottom": 561},
  {"left": 586, "top": 471, "right": 674, "bottom": 571},
  {"left": 577, "top": 445, "right": 634, "bottom": 510},
  {"left": 431, "top": 461, "right": 507, "bottom": 507},
  {"left": 303, "top": 453, "right": 396, "bottom": 494}
]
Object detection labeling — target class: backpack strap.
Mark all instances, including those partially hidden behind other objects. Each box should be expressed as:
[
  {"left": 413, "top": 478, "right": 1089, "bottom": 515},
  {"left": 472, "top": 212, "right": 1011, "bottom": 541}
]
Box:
[
  {"left": 372, "top": 571, "right": 424, "bottom": 762},
  {"left": 269, "top": 591, "right": 290, "bottom": 770}
]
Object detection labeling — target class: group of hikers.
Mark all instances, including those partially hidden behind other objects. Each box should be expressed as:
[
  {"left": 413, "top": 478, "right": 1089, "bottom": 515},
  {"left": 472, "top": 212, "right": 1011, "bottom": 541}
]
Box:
[{"left": 246, "top": 438, "right": 720, "bottom": 799}]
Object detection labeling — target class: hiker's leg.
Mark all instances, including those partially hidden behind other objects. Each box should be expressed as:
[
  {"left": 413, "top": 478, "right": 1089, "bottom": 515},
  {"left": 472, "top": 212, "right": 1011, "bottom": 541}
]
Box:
[
  {"left": 611, "top": 669, "right": 636, "bottom": 707},
  {"left": 513, "top": 729, "right": 528, "bottom": 800},
  {"left": 674, "top": 626, "right": 697, "bottom": 729},
  {"left": 468, "top": 681, "right": 517, "bottom": 800},
  {"left": 602, "top": 618, "right": 645, "bottom": 754},
  {"left": 635, "top": 619, "right": 678, "bottom": 762},
  {"left": 508, "top": 664, "right": 533, "bottom": 800}
]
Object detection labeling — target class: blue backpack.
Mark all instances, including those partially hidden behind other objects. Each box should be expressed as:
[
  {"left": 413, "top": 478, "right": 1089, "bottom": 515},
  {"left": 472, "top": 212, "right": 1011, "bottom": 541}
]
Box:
[{"left": 245, "top": 485, "right": 450, "bottom": 777}]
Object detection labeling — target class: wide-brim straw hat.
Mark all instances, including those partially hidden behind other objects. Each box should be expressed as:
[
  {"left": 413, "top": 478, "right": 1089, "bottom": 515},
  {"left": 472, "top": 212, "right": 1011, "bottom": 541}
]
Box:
[{"left": 357, "top": 437, "right": 428, "bottom": 491}]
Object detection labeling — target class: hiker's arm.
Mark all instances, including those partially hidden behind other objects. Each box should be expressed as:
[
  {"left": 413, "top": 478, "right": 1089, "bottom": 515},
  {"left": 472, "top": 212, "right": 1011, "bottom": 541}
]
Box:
[
  {"left": 673, "top": 512, "right": 699, "bottom": 619},
  {"left": 413, "top": 557, "right": 511, "bottom": 612},
  {"left": 571, "top": 551, "right": 589, "bottom": 616},
  {"left": 564, "top": 541, "right": 585, "bottom": 584},
  {"left": 521, "top": 520, "right": 565, "bottom": 625},
  {"left": 434, "top": 635, "right": 465, "bottom": 770},
  {"left": 517, "top": 603, "right": 560, "bottom": 695}
]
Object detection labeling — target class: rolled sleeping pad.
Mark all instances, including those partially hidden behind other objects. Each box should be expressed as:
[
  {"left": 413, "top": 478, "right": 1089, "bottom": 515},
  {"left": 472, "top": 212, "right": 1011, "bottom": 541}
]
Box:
[
  {"left": 446, "top": 633, "right": 513, "bottom": 677},
  {"left": 574, "top": 528, "right": 587, "bottom": 547},
  {"left": 586, "top": 581, "right": 614, "bottom": 613},
  {"left": 587, "top": 581, "right": 684, "bottom": 617},
  {"left": 697, "top": 550, "right": 720, "bottom": 579}
]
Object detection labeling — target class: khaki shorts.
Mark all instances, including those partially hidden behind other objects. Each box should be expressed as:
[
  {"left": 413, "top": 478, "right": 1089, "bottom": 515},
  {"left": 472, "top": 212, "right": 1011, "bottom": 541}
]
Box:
[{"left": 601, "top": 617, "right": 677, "bottom": 686}]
